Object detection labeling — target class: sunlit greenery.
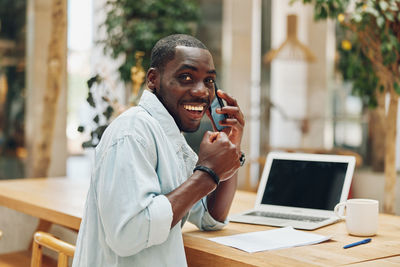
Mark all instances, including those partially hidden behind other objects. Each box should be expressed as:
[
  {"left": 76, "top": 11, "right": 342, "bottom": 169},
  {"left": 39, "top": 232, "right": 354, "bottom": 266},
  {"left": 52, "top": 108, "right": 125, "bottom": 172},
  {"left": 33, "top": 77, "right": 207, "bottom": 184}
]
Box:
[
  {"left": 101, "top": 0, "right": 200, "bottom": 82},
  {"left": 79, "top": 0, "right": 201, "bottom": 147},
  {"left": 294, "top": 0, "right": 400, "bottom": 106}
]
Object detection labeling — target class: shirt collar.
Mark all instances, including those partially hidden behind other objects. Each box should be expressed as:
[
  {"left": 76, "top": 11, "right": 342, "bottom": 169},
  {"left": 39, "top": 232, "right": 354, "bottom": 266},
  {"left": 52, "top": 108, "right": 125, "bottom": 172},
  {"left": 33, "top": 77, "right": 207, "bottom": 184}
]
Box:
[{"left": 139, "top": 90, "right": 189, "bottom": 150}]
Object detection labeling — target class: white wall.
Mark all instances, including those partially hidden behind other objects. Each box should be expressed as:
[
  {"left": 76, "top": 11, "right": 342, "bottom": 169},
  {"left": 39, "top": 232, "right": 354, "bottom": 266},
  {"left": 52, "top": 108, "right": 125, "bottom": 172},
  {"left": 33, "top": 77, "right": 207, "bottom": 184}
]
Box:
[
  {"left": 269, "top": 0, "right": 333, "bottom": 150},
  {"left": 352, "top": 169, "right": 400, "bottom": 215}
]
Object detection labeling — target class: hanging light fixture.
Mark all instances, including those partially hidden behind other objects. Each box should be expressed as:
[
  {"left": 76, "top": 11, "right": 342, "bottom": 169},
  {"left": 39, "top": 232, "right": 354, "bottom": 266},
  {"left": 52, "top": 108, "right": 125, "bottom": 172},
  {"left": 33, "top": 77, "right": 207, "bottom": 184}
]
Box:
[{"left": 264, "top": 14, "right": 316, "bottom": 63}]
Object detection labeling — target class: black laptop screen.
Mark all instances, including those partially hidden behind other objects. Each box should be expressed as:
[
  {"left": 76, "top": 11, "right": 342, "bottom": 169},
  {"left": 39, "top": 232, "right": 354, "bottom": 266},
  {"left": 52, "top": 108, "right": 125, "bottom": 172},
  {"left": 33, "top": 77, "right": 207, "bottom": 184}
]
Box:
[{"left": 260, "top": 159, "right": 348, "bottom": 210}]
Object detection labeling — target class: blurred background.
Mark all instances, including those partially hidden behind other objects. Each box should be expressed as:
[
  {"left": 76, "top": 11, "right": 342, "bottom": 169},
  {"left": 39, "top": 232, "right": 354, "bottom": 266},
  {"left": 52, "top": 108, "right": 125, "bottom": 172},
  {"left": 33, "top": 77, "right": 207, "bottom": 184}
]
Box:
[{"left": 0, "top": 0, "right": 399, "bottom": 256}]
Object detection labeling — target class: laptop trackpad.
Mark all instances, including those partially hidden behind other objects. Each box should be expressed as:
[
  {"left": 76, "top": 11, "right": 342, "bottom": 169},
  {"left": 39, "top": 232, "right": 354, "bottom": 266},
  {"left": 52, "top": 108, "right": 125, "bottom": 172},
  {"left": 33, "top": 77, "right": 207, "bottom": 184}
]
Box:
[{"left": 246, "top": 216, "right": 288, "bottom": 227}]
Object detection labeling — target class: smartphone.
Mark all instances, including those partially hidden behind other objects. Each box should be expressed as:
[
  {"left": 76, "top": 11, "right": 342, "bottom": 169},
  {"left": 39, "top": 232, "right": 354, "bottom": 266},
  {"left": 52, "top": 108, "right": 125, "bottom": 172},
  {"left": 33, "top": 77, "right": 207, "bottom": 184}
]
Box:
[{"left": 209, "top": 83, "right": 227, "bottom": 131}]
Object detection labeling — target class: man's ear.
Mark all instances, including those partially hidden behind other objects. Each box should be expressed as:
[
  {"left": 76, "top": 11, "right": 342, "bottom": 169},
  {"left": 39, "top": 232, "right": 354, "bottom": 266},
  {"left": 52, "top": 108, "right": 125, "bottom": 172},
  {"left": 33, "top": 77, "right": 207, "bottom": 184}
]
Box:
[{"left": 146, "top": 68, "right": 159, "bottom": 93}]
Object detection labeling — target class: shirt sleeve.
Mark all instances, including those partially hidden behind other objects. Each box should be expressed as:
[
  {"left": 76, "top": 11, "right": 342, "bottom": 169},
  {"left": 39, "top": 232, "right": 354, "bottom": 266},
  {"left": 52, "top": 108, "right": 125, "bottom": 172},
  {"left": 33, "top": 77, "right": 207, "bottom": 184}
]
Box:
[
  {"left": 187, "top": 196, "right": 228, "bottom": 231},
  {"left": 94, "top": 133, "right": 173, "bottom": 257}
]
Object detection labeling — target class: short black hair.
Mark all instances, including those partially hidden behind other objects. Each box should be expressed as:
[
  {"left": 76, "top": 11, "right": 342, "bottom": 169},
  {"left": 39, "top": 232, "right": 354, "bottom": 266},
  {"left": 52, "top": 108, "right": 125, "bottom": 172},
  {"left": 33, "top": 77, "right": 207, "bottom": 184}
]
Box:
[{"left": 150, "top": 34, "right": 208, "bottom": 71}]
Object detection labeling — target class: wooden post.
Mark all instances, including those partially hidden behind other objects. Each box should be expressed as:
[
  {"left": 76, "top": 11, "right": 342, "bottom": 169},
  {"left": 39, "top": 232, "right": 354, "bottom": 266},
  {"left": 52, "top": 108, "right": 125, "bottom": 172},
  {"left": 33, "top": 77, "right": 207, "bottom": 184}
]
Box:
[
  {"left": 383, "top": 88, "right": 398, "bottom": 214},
  {"left": 29, "top": 0, "right": 67, "bottom": 178}
]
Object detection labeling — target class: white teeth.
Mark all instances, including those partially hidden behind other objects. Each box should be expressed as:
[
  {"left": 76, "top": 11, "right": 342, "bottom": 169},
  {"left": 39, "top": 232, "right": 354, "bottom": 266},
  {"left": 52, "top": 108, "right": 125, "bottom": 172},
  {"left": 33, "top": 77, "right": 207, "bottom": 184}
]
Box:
[{"left": 183, "top": 104, "right": 204, "bottom": 111}]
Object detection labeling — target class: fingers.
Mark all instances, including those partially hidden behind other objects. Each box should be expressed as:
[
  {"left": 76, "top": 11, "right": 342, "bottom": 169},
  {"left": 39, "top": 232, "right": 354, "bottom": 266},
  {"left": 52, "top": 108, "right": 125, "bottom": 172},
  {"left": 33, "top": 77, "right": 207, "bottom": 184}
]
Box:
[
  {"left": 219, "top": 118, "right": 244, "bottom": 131},
  {"left": 216, "top": 106, "right": 245, "bottom": 126},
  {"left": 217, "top": 90, "right": 237, "bottom": 107},
  {"left": 202, "top": 131, "right": 230, "bottom": 143},
  {"left": 216, "top": 90, "right": 244, "bottom": 126},
  {"left": 202, "top": 131, "right": 219, "bottom": 143}
]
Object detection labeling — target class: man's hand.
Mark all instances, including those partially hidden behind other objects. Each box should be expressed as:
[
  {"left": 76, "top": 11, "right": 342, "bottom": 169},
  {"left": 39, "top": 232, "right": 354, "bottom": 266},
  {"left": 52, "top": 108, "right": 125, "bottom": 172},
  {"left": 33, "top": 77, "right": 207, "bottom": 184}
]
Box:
[
  {"left": 206, "top": 89, "right": 245, "bottom": 153},
  {"left": 196, "top": 131, "right": 240, "bottom": 182}
]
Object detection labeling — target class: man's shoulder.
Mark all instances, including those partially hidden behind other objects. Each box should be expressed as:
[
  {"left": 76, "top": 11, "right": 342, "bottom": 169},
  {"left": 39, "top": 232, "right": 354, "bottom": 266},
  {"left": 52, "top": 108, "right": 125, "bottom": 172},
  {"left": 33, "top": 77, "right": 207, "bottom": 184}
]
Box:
[{"left": 99, "top": 106, "right": 163, "bottom": 148}]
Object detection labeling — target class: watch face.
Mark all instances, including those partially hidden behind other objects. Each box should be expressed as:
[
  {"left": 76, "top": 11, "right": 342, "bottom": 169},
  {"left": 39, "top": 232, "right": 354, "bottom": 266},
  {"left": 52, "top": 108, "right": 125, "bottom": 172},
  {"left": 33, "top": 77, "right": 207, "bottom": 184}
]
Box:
[{"left": 239, "top": 152, "right": 246, "bottom": 166}]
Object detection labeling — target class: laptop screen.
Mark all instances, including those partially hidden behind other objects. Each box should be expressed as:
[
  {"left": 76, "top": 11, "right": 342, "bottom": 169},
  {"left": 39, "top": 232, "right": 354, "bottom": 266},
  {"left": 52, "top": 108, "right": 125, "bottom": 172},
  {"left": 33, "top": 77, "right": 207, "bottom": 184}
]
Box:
[{"left": 260, "top": 159, "right": 349, "bottom": 210}]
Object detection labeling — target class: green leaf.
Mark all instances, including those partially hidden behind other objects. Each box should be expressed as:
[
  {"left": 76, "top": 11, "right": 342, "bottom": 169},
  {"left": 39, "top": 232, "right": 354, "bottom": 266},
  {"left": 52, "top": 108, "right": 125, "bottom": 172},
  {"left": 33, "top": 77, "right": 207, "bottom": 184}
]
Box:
[
  {"left": 385, "top": 12, "right": 394, "bottom": 21},
  {"left": 376, "top": 16, "right": 385, "bottom": 27},
  {"left": 353, "top": 13, "right": 362, "bottom": 22},
  {"left": 87, "top": 75, "right": 101, "bottom": 89},
  {"left": 82, "top": 140, "right": 94, "bottom": 148},
  {"left": 379, "top": 1, "right": 389, "bottom": 11},
  {"left": 86, "top": 92, "right": 96, "bottom": 108},
  {"left": 394, "top": 82, "right": 400, "bottom": 95},
  {"left": 389, "top": 2, "right": 399, "bottom": 11},
  {"left": 103, "top": 106, "right": 114, "bottom": 120},
  {"left": 93, "top": 115, "right": 99, "bottom": 124},
  {"left": 95, "top": 125, "right": 108, "bottom": 141}
]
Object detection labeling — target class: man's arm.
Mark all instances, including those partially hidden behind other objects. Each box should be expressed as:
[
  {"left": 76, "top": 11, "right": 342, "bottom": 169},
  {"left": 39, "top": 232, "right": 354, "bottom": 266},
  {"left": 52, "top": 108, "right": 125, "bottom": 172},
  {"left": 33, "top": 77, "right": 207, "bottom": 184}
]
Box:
[
  {"left": 166, "top": 131, "right": 240, "bottom": 228},
  {"left": 167, "top": 90, "right": 244, "bottom": 227},
  {"left": 205, "top": 89, "right": 244, "bottom": 222},
  {"left": 206, "top": 172, "right": 237, "bottom": 222}
]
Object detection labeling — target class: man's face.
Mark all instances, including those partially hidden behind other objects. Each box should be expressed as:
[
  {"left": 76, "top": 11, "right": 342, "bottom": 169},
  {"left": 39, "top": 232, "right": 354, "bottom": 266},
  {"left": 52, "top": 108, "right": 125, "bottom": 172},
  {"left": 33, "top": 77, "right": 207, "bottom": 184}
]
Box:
[{"left": 151, "top": 46, "right": 216, "bottom": 132}]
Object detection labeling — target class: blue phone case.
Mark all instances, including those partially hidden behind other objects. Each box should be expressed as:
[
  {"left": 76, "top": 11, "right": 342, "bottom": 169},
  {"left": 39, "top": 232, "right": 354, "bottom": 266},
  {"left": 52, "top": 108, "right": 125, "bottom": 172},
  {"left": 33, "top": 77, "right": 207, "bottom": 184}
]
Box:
[{"left": 210, "top": 95, "right": 227, "bottom": 131}]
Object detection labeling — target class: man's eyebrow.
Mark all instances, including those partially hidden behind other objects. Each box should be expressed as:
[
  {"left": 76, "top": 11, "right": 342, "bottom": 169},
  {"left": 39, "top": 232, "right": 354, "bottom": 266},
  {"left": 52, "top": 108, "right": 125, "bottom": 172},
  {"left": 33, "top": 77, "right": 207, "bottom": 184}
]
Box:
[
  {"left": 177, "top": 64, "right": 217, "bottom": 75},
  {"left": 207, "top": 69, "right": 217, "bottom": 75},
  {"left": 177, "top": 64, "right": 198, "bottom": 72}
]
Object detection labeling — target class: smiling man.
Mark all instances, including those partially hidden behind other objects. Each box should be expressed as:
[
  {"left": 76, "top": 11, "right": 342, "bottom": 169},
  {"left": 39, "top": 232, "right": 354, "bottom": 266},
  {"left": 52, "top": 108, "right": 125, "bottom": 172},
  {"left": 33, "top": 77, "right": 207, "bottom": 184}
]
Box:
[{"left": 73, "top": 34, "right": 245, "bottom": 267}]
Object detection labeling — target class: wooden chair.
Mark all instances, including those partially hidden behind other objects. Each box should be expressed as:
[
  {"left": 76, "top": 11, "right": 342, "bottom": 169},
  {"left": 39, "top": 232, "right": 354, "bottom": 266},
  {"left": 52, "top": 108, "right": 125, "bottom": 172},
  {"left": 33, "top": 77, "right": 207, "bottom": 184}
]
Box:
[
  {"left": 0, "top": 231, "right": 75, "bottom": 267},
  {"left": 31, "top": 231, "right": 75, "bottom": 267}
]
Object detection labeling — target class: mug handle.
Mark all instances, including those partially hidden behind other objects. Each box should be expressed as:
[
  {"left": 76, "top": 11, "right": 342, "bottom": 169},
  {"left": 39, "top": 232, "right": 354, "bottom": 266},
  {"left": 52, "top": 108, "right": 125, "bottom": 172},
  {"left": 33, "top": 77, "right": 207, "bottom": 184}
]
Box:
[{"left": 334, "top": 202, "right": 346, "bottom": 220}]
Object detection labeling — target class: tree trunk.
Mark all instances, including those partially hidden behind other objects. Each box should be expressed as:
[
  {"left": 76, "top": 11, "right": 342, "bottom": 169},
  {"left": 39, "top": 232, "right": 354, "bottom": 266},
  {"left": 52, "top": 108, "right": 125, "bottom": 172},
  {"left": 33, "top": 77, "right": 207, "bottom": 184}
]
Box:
[
  {"left": 368, "top": 108, "right": 385, "bottom": 172},
  {"left": 31, "top": 0, "right": 67, "bottom": 177},
  {"left": 383, "top": 90, "right": 398, "bottom": 214}
]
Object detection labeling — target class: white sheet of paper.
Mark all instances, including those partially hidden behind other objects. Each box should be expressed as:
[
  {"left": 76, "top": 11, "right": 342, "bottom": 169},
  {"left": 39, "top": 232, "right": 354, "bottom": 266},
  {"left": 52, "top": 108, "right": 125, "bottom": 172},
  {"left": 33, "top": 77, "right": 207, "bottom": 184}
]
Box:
[{"left": 208, "top": 226, "right": 331, "bottom": 253}]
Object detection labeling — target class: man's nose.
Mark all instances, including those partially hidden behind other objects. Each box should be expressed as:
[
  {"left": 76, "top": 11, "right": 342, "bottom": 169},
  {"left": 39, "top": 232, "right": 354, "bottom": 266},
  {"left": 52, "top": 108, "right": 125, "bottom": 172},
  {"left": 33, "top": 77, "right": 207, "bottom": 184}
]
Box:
[{"left": 190, "top": 82, "right": 209, "bottom": 97}]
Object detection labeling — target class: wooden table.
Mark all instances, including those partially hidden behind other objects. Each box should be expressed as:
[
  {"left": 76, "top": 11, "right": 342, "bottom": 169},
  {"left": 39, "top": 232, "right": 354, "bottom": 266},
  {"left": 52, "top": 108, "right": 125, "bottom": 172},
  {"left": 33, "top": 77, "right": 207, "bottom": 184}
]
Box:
[
  {"left": 0, "top": 178, "right": 399, "bottom": 266},
  {"left": 0, "top": 177, "right": 89, "bottom": 230},
  {"left": 182, "top": 191, "right": 400, "bottom": 266}
]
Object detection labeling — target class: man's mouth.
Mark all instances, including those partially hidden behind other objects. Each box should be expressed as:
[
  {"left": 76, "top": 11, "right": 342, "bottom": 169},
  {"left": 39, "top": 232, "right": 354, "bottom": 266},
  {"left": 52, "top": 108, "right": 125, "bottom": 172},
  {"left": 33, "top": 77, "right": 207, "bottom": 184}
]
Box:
[
  {"left": 183, "top": 104, "right": 205, "bottom": 111},
  {"left": 182, "top": 103, "right": 207, "bottom": 120}
]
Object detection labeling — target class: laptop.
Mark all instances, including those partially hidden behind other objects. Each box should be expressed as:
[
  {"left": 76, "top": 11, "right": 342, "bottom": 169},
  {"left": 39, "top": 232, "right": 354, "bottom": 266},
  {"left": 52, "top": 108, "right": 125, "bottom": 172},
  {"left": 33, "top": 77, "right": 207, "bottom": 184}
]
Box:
[{"left": 230, "top": 152, "right": 356, "bottom": 230}]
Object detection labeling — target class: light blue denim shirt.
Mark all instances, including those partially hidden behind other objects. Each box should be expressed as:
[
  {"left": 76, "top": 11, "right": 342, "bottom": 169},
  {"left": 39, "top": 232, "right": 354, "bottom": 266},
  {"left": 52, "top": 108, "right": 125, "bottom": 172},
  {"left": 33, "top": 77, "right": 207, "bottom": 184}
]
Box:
[{"left": 72, "top": 90, "right": 226, "bottom": 267}]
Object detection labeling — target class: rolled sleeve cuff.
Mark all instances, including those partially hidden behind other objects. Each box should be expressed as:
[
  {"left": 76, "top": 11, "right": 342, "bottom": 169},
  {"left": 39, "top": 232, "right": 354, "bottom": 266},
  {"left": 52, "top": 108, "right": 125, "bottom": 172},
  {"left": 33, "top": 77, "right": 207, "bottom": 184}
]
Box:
[
  {"left": 147, "top": 195, "right": 173, "bottom": 246},
  {"left": 201, "top": 210, "right": 228, "bottom": 231}
]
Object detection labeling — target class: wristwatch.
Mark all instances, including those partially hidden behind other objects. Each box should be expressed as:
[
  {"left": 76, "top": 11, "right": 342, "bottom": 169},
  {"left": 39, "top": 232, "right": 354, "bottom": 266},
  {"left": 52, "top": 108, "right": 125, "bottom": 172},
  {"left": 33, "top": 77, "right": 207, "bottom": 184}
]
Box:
[{"left": 239, "top": 151, "right": 246, "bottom": 167}]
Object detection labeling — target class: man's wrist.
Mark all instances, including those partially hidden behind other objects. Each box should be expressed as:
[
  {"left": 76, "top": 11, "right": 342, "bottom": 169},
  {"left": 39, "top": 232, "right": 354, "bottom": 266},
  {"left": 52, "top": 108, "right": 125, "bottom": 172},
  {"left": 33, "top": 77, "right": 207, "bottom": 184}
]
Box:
[{"left": 193, "top": 165, "right": 220, "bottom": 186}]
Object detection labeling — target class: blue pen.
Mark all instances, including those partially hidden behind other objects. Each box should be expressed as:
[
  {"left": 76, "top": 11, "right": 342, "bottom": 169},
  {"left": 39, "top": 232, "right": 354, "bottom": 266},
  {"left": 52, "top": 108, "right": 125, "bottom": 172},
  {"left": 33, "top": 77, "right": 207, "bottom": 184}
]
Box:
[{"left": 343, "top": 238, "right": 372, "bottom": 249}]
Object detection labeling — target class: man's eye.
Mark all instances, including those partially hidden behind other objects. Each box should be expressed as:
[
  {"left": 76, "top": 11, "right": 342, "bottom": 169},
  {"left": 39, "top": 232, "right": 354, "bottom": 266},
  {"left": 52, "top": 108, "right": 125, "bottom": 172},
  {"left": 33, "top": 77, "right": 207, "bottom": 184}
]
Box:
[
  {"left": 205, "top": 78, "right": 215, "bottom": 84},
  {"left": 179, "top": 74, "right": 192, "bottom": 81}
]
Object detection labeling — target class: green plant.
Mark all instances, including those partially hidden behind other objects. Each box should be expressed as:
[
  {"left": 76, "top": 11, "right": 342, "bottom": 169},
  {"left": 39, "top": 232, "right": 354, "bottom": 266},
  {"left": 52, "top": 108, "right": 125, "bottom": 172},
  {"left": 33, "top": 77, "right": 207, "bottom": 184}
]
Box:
[
  {"left": 294, "top": 0, "right": 400, "bottom": 213},
  {"left": 101, "top": 0, "right": 200, "bottom": 82},
  {"left": 79, "top": 0, "right": 200, "bottom": 147}
]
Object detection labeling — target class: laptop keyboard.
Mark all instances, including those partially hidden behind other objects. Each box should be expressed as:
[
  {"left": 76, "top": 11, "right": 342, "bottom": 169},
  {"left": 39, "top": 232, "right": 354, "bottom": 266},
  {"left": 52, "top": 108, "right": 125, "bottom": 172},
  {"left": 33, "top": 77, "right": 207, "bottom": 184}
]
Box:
[{"left": 245, "top": 211, "right": 329, "bottom": 223}]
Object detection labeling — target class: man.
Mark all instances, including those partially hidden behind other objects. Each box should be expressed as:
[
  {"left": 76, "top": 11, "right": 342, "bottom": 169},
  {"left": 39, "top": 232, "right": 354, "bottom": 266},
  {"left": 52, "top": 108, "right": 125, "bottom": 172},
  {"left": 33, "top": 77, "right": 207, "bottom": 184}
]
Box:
[{"left": 73, "top": 34, "right": 245, "bottom": 266}]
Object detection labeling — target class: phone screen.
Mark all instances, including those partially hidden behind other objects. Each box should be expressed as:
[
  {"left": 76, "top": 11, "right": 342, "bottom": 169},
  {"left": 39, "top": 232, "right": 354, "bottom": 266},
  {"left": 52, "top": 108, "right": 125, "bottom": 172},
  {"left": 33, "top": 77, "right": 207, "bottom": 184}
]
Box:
[{"left": 209, "top": 83, "right": 227, "bottom": 131}]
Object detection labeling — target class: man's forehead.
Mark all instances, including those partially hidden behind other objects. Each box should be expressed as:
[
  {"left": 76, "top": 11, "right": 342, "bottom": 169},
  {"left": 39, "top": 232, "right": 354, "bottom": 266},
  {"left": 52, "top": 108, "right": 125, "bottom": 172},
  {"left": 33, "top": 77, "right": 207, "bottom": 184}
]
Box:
[{"left": 171, "top": 46, "right": 215, "bottom": 69}]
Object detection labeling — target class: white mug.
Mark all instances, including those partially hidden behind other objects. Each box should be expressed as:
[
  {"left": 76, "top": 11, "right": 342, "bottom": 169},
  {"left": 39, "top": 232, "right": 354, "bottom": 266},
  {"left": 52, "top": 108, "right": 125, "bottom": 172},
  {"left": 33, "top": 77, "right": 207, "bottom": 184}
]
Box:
[{"left": 334, "top": 198, "right": 379, "bottom": 236}]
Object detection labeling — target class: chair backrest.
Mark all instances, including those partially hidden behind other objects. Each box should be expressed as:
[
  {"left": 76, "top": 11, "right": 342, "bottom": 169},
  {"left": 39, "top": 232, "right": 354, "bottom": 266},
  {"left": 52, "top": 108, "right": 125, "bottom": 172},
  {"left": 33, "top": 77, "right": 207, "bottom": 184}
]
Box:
[{"left": 31, "top": 231, "right": 75, "bottom": 267}]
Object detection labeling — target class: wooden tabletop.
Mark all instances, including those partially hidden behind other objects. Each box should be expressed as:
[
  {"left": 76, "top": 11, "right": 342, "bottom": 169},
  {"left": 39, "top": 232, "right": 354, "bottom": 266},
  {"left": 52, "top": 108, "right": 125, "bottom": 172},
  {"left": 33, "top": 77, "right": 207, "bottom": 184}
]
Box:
[
  {"left": 0, "top": 178, "right": 399, "bottom": 266},
  {"left": 0, "top": 177, "right": 89, "bottom": 230},
  {"left": 182, "top": 191, "right": 400, "bottom": 267}
]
